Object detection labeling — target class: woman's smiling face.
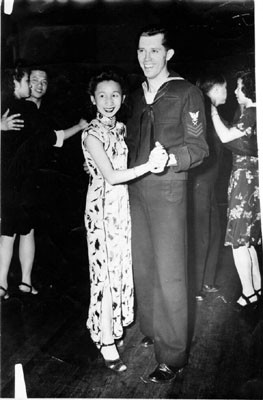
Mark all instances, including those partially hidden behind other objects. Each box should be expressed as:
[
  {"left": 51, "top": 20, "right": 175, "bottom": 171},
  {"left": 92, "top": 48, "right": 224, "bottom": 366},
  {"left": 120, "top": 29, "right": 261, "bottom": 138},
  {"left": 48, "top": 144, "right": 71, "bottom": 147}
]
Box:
[{"left": 91, "top": 80, "right": 124, "bottom": 118}]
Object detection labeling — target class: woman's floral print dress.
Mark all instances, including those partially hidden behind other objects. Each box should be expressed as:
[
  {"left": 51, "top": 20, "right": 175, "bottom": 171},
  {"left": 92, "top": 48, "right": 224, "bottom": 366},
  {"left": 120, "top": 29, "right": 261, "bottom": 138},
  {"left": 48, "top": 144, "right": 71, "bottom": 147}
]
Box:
[
  {"left": 82, "top": 113, "right": 134, "bottom": 346},
  {"left": 225, "top": 107, "right": 261, "bottom": 248}
]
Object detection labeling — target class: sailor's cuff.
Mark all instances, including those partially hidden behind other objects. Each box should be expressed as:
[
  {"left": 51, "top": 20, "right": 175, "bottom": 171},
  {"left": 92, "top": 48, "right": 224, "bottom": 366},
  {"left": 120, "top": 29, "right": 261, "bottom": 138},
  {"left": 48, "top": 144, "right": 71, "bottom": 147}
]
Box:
[{"left": 54, "top": 130, "right": 65, "bottom": 147}]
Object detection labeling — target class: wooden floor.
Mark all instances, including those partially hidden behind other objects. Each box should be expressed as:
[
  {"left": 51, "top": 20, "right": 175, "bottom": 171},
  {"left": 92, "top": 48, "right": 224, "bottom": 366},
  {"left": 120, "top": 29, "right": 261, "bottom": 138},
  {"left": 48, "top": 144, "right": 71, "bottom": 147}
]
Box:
[{"left": 1, "top": 215, "right": 263, "bottom": 399}]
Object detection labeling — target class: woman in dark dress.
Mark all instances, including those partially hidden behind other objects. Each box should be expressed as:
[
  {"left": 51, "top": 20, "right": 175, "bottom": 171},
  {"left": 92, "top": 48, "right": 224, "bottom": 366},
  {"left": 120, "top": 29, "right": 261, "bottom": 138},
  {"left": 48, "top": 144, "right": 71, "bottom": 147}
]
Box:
[
  {"left": 208, "top": 70, "right": 261, "bottom": 309},
  {"left": 0, "top": 67, "right": 88, "bottom": 299},
  {"left": 0, "top": 67, "right": 38, "bottom": 299}
]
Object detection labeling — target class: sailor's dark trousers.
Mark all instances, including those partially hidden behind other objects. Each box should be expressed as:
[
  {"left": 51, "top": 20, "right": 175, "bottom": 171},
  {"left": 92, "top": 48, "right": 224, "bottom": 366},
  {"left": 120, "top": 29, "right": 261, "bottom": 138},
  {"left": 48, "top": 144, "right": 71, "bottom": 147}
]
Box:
[{"left": 129, "top": 177, "right": 188, "bottom": 368}]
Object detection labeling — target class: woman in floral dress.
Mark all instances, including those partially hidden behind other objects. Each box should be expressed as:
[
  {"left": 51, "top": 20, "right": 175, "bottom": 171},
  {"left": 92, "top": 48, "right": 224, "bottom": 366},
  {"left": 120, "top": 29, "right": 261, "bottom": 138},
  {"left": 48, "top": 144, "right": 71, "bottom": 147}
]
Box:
[
  {"left": 82, "top": 70, "right": 168, "bottom": 372},
  {"left": 209, "top": 69, "right": 261, "bottom": 310}
]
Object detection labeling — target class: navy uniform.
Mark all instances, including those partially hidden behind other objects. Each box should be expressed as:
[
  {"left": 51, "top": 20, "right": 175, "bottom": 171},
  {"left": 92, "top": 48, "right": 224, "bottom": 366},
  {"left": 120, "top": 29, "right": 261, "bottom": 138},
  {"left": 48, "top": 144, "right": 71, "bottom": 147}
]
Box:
[
  {"left": 188, "top": 99, "right": 223, "bottom": 297},
  {"left": 126, "top": 71, "right": 208, "bottom": 369}
]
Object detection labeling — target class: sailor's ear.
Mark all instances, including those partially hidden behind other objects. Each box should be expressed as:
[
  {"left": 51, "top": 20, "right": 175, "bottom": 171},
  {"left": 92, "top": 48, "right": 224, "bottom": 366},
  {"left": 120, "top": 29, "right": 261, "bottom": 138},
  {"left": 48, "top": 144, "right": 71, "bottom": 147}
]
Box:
[{"left": 166, "top": 49, "right": 174, "bottom": 61}]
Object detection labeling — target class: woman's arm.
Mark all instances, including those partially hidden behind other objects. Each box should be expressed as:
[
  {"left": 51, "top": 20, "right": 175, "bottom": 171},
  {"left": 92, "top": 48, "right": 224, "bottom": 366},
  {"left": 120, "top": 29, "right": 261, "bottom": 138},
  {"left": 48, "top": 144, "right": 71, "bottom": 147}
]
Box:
[
  {"left": 84, "top": 135, "right": 168, "bottom": 185},
  {"left": 211, "top": 104, "right": 246, "bottom": 143}
]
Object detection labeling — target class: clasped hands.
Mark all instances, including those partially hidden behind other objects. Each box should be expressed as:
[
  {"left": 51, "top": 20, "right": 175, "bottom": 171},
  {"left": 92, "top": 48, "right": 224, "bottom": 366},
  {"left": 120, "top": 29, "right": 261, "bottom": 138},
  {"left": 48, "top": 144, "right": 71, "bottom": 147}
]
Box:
[{"left": 148, "top": 141, "right": 169, "bottom": 173}]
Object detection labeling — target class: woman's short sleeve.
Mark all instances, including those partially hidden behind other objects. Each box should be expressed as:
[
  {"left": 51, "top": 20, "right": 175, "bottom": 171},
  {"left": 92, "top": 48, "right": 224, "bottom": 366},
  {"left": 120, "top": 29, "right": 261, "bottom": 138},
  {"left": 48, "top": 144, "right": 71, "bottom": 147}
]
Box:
[{"left": 82, "top": 119, "right": 108, "bottom": 150}]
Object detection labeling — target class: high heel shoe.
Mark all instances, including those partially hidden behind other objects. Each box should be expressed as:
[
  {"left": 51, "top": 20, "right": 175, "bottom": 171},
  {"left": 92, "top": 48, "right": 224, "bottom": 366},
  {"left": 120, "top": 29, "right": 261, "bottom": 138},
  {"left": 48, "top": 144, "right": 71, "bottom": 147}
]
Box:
[
  {"left": 232, "top": 293, "right": 258, "bottom": 312},
  {"left": 100, "top": 343, "right": 127, "bottom": 372},
  {"left": 18, "top": 282, "right": 38, "bottom": 295},
  {"left": 104, "top": 358, "right": 127, "bottom": 372},
  {"left": 0, "top": 286, "right": 9, "bottom": 300},
  {"left": 255, "top": 289, "right": 262, "bottom": 303}
]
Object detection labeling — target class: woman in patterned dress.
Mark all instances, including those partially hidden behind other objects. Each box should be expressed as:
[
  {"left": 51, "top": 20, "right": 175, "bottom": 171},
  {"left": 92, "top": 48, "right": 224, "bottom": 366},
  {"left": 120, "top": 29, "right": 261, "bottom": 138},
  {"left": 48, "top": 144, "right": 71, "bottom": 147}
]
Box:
[
  {"left": 82, "top": 70, "right": 168, "bottom": 372},
  {"left": 209, "top": 70, "right": 261, "bottom": 310}
]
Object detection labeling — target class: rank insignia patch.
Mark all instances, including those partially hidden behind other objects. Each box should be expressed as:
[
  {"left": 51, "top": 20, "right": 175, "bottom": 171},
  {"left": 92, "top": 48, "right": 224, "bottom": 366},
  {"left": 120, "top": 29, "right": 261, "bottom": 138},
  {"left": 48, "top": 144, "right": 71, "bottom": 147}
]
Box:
[
  {"left": 187, "top": 110, "right": 203, "bottom": 136},
  {"left": 189, "top": 111, "right": 199, "bottom": 126}
]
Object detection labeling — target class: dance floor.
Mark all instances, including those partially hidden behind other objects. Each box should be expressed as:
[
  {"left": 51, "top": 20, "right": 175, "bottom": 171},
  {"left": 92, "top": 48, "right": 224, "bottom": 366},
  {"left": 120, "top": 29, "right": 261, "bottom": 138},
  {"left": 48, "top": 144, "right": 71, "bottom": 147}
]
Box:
[{"left": 1, "top": 216, "right": 262, "bottom": 399}]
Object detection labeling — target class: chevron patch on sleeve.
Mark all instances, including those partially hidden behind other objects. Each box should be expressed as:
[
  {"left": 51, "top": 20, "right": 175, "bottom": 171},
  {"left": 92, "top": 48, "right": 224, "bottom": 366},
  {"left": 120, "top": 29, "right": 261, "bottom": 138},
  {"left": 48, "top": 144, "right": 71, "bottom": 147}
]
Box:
[{"left": 187, "top": 111, "right": 203, "bottom": 136}]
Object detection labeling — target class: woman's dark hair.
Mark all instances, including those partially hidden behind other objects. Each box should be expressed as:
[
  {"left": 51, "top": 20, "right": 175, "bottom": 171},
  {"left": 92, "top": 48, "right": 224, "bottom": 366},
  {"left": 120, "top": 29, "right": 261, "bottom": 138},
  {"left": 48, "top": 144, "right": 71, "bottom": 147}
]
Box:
[
  {"left": 137, "top": 25, "right": 173, "bottom": 51},
  {"left": 1, "top": 66, "right": 29, "bottom": 107},
  {"left": 87, "top": 68, "right": 129, "bottom": 122},
  {"left": 236, "top": 69, "right": 256, "bottom": 102},
  {"left": 88, "top": 69, "right": 127, "bottom": 97},
  {"left": 196, "top": 73, "right": 226, "bottom": 95}
]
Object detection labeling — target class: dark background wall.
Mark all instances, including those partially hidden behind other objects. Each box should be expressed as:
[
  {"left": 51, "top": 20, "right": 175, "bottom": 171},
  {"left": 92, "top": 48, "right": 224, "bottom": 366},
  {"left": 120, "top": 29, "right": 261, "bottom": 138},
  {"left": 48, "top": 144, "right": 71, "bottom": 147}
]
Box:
[
  {"left": 1, "top": 1, "right": 255, "bottom": 73},
  {"left": 1, "top": 0, "right": 255, "bottom": 134},
  {"left": 1, "top": 0, "right": 255, "bottom": 116}
]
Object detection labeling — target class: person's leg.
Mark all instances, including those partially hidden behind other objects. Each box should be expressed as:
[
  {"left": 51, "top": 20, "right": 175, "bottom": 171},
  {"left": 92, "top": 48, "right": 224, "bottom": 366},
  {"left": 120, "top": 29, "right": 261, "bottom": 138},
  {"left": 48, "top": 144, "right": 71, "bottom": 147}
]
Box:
[
  {"left": 191, "top": 180, "right": 210, "bottom": 294},
  {"left": 129, "top": 182, "right": 155, "bottom": 339},
  {"left": 148, "top": 180, "right": 188, "bottom": 368},
  {"left": 18, "top": 229, "right": 38, "bottom": 294},
  {"left": 248, "top": 246, "right": 261, "bottom": 293},
  {"left": 232, "top": 245, "right": 257, "bottom": 305},
  {"left": 0, "top": 234, "right": 16, "bottom": 297},
  {"left": 203, "top": 188, "right": 221, "bottom": 288},
  {"left": 100, "top": 283, "right": 119, "bottom": 361},
  {"left": 99, "top": 282, "right": 126, "bottom": 372}
]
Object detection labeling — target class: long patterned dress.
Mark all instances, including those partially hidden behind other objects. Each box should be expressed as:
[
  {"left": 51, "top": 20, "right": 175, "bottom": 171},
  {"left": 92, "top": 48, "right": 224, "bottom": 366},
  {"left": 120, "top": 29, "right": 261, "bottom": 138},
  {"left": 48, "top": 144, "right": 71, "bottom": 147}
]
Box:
[
  {"left": 225, "top": 106, "right": 261, "bottom": 248},
  {"left": 82, "top": 113, "right": 134, "bottom": 347}
]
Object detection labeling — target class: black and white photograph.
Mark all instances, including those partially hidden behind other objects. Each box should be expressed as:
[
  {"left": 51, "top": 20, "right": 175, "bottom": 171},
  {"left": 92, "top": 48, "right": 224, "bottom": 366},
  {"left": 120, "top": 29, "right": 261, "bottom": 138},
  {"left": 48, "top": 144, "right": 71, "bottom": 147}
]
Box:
[{"left": 1, "top": 0, "right": 262, "bottom": 398}]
